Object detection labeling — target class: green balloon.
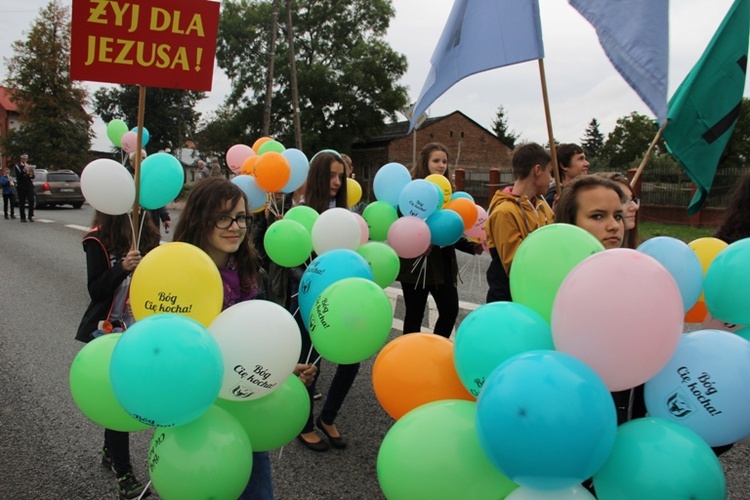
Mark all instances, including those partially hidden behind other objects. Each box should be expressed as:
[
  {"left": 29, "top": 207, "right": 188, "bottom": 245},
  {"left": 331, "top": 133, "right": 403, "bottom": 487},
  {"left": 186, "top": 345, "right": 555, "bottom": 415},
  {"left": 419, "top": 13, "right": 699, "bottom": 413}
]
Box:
[
  {"left": 149, "top": 406, "right": 252, "bottom": 500},
  {"left": 362, "top": 201, "right": 399, "bottom": 241},
  {"left": 284, "top": 205, "right": 319, "bottom": 235},
  {"left": 356, "top": 241, "right": 401, "bottom": 288},
  {"left": 377, "top": 400, "right": 518, "bottom": 499},
  {"left": 69, "top": 334, "right": 150, "bottom": 432},
  {"left": 309, "top": 277, "right": 393, "bottom": 364},
  {"left": 510, "top": 223, "right": 605, "bottom": 323},
  {"left": 106, "top": 119, "right": 129, "bottom": 147},
  {"left": 257, "top": 140, "right": 286, "bottom": 155},
  {"left": 593, "top": 418, "right": 726, "bottom": 499},
  {"left": 264, "top": 219, "right": 312, "bottom": 267},
  {"left": 215, "top": 375, "right": 310, "bottom": 451}
]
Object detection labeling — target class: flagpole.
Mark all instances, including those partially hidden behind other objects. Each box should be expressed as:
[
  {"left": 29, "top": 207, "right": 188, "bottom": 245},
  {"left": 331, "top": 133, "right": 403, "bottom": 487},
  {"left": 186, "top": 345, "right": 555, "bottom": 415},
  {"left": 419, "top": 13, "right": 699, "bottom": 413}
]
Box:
[
  {"left": 538, "top": 59, "right": 561, "bottom": 195},
  {"left": 630, "top": 121, "right": 667, "bottom": 188}
]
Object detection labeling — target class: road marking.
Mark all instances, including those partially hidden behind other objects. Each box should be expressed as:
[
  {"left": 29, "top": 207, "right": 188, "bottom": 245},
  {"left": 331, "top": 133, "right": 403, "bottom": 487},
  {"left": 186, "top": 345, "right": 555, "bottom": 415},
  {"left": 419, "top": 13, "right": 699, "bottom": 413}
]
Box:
[
  {"left": 32, "top": 219, "right": 55, "bottom": 223},
  {"left": 66, "top": 224, "right": 91, "bottom": 231}
]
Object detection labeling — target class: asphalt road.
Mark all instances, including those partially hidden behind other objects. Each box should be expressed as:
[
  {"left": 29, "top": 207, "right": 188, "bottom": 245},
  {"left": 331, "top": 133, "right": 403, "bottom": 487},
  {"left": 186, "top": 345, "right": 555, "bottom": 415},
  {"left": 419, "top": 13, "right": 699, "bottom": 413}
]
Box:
[{"left": 1, "top": 204, "right": 748, "bottom": 499}]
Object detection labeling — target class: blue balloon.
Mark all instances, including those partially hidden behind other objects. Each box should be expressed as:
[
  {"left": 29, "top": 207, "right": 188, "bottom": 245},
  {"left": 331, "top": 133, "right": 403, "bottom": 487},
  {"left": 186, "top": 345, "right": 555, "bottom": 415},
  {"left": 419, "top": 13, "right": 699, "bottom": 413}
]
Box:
[
  {"left": 637, "top": 236, "right": 702, "bottom": 312},
  {"left": 432, "top": 182, "right": 444, "bottom": 210},
  {"left": 232, "top": 175, "right": 267, "bottom": 211},
  {"left": 280, "top": 148, "right": 309, "bottom": 193},
  {"left": 425, "top": 209, "right": 463, "bottom": 246},
  {"left": 374, "top": 163, "right": 411, "bottom": 206},
  {"left": 475, "top": 350, "right": 617, "bottom": 490},
  {"left": 704, "top": 238, "right": 750, "bottom": 325},
  {"left": 454, "top": 302, "right": 553, "bottom": 397},
  {"left": 399, "top": 179, "right": 440, "bottom": 220},
  {"left": 644, "top": 329, "right": 750, "bottom": 446},
  {"left": 450, "top": 191, "right": 475, "bottom": 203},
  {"left": 298, "top": 249, "right": 374, "bottom": 326},
  {"left": 139, "top": 153, "right": 184, "bottom": 210},
  {"left": 110, "top": 314, "right": 223, "bottom": 427},
  {"left": 130, "top": 126, "right": 150, "bottom": 147}
]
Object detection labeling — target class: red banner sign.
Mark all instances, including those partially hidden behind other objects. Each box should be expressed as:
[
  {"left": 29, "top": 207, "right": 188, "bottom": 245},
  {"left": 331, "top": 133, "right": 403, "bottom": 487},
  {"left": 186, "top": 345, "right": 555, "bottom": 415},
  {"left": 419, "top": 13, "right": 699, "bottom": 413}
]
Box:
[{"left": 70, "top": 0, "right": 220, "bottom": 92}]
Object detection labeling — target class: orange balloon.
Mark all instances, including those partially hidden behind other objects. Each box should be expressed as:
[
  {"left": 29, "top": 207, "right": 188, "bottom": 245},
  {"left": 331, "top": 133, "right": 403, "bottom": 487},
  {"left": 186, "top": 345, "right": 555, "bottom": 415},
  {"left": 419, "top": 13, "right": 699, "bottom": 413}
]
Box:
[
  {"left": 254, "top": 152, "right": 291, "bottom": 192},
  {"left": 240, "top": 155, "right": 258, "bottom": 176},
  {"left": 252, "top": 136, "right": 273, "bottom": 153},
  {"left": 372, "top": 333, "right": 474, "bottom": 420},
  {"left": 445, "top": 197, "right": 478, "bottom": 230},
  {"left": 685, "top": 300, "right": 708, "bottom": 323}
]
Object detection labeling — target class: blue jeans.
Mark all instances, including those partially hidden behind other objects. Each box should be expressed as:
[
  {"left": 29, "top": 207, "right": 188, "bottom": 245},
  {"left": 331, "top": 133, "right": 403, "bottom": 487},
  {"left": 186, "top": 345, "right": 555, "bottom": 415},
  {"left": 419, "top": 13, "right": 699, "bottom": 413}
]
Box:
[{"left": 239, "top": 451, "right": 273, "bottom": 499}]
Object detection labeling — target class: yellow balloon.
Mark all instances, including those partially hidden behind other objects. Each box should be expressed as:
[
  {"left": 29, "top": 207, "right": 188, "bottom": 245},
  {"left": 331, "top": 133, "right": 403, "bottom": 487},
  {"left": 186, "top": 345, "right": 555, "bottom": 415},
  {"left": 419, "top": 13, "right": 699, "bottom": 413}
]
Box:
[
  {"left": 130, "top": 242, "right": 223, "bottom": 327},
  {"left": 347, "top": 178, "right": 362, "bottom": 207},
  {"left": 425, "top": 174, "right": 452, "bottom": 204},
  {"left": 688, "top": 237, "right": 728, "bottom": 275}
]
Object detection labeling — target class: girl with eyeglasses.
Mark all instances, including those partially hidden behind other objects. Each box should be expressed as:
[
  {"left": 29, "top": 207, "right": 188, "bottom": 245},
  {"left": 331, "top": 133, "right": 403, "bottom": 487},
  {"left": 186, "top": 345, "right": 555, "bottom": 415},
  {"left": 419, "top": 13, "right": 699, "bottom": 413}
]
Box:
[{"left": 174, "top": 177, "right": 316, "bottom": 499}]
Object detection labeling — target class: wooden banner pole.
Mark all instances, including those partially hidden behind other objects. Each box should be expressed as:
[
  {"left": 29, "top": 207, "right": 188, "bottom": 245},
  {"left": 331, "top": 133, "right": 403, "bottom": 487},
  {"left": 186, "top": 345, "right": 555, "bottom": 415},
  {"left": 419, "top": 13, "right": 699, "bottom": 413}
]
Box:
[
  {"left": 630, "top": 121, "right": 667, "bottom": 188},
  {"left": 131, "top": 85, "right": 147, "bottom": 248},
  {"left": 538, "top": 59, "right": 561, "bottom": 195}
]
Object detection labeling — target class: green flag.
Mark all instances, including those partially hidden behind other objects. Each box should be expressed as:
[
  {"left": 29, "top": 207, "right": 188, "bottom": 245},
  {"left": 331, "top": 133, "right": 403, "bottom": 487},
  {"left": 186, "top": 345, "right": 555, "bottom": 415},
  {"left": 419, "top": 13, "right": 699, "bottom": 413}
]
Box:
[{"left": 663, "top": 0, "right": 750, "bottom": 215}]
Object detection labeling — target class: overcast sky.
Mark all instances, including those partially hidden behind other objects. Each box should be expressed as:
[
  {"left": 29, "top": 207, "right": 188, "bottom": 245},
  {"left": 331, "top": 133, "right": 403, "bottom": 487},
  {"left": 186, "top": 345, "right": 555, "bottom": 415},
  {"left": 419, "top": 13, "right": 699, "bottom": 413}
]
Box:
[{"left": 1, "top": 0, "right": 748, "bottom": 152}]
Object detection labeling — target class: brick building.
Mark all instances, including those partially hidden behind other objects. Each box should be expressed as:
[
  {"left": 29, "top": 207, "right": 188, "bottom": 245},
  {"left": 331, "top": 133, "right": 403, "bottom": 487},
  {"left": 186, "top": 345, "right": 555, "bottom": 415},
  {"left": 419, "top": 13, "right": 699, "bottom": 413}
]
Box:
[
  {"left": 349, "top": 111, "right": 513, "bottom": 207},
  {"left": 0, "top": 87, "right": 21, "bottom": 169}
]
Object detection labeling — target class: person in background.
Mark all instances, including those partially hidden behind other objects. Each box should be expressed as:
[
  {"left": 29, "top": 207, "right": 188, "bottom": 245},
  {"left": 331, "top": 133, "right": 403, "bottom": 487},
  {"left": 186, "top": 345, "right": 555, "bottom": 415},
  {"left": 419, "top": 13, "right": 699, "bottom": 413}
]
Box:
[
  {"left": 1, "top": 167, "right": 16, "bottom": 219},
  {"left": 714, "top": 169, "right": 750, "bottom": 244},
  {"left": 485, "top": 143, "right": 554, "bottom": 303},
  {"left": 13, "top": 153, "right": 35, "bottom": 223},
  {"left": 544, "top": 143, "right": 590, "bottom": 207},
  {"left": 293, "top": 152, "right": 358, "bottom": 452},
  {"left": 209, "top": 156, "right": 223, "bottom": 178},
  {"left": 75, "top": 210, "right": 161, "bottom": 499},
  {"left": 174, "top": 177, "right": 316, "bottom": 499},
  {"left": 397, "top": 142, "right": 482, "bottom": 338},
  {"left": 595, "top": 172, "right": 640, "bottom": 248},
  {"left": 195, "top": 159, "right": 210, "bottom": 181}
]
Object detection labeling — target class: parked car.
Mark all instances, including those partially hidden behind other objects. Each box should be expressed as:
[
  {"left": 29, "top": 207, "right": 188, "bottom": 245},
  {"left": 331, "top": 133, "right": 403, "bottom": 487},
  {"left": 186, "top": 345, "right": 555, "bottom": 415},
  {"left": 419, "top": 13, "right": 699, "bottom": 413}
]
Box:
[{"left": 32, "top": 169, "right": 85, "bottom": 209}]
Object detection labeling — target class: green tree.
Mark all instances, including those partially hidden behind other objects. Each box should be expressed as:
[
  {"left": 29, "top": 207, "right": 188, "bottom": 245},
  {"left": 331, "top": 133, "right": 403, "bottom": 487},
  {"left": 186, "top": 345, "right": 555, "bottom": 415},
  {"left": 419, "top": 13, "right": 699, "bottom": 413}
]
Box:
[
  {"left": 93, "top": 86, "right": 206, "bottom": 153},
  {"left": 208, "top": 0, "right": 409, "bottom": 154},
  {"left": 719, "top": 97, "right": 750, "bottom": 171},
  {"left": 492, "top": 105, "right": 519, "bottom": 148},
  {"left": 600, "top": 112, "right": 660, "bottom": 170},
  {"left": 581, "top": 118, "right": 605, "bottom": 159},
  {"left": 1, "top": 0, "right": 93, "bottom": 172}
]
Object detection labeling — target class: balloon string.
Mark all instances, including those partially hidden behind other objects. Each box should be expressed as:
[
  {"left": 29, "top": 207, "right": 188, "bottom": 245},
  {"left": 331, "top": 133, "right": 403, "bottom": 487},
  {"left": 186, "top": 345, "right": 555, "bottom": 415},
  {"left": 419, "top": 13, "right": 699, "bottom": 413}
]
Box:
[
  {"left": 136, "top": 481, "right": 151, "bottom": 500},
  {"left": 137, "top": 211, "right": 146, "bottom": 250},
  {"left": 127, "top": 212, "right": 136, "bottom": 250},
  {"left": 312, "top": 355, "right": 321, "bottom": 366},
  {"left": 304, "top": 344, "right": 314, "bottom": 365},
  {"left": 278, "top": 446, "right": 284, "bottom": 461},
  {"left": 410, "top": 254, "right": 424, "bottom": 273}
]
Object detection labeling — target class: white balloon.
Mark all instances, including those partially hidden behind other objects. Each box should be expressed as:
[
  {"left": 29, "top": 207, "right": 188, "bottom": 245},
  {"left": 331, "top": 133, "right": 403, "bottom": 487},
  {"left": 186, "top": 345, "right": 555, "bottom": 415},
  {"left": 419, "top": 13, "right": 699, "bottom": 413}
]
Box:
[
  {"left": 209, "top": 300, "right": 302, "bottom": 401},
  {"left": 80, "top": 159, "right": 136, "bottom": 215},
  {"left": 506, "top": 485, "right": 596, "bottom": 499},
  {"left": 311, "top": 207, "right": 362, "bottom": 254}
]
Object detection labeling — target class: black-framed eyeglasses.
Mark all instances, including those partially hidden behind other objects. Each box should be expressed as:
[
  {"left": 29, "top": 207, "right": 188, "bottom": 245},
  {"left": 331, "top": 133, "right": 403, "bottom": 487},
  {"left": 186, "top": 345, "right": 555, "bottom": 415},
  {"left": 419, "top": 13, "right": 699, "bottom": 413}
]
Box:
[
  {"left": 215, "top": 215, "right": 251, "bottom": 229},
  {"left": 629, "top": 197, "right": 640, "bottom": 206}
]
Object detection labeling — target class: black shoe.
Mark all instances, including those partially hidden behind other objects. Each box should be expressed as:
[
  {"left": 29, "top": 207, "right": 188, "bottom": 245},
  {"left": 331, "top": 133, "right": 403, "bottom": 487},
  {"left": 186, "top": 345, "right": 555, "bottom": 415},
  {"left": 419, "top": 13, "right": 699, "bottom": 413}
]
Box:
[
  {"left": 20, "top": 219, "right": 27, "bottom": 223},
  {"left": 10, "top": 214, "right": 15, "bottom": 219},
  {"left": 316, "top": 416, "right": 347, "bottom": 449},
  {"left": 28, "top": 217, "right": 34, "bottom": 222},
  {"left": 116, "top": 471, "right": 151, "bottom": 499},
  {"left": 3, "top": 215, "right": 7, "bottom": 220},
  {"left": 296, "top": 432, "right": 330, "bottom": 452}
]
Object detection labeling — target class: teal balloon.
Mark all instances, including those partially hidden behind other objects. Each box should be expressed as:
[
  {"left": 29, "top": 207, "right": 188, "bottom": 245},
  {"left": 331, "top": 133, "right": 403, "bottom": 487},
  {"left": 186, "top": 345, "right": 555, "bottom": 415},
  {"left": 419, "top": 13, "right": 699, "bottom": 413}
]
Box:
[
  {"left": 299, "top": 249, "right": 374, "bottom": 326},
  {"left": 310, "top": 148, "right": 340, "bottom": 163},
  {"left": 374, "top": 162, "right": 411, "bottom": 206},
  {"left": 362, "top": 201, "right": 399, "bottom": 241},
  {"left": 450, "top": 191, "right": 475, "bottom": 203},
  {"left": 69, "top": 334, "right": 150, "bottom": 432},
  {"left": 231, "top": 175, "right": 267, "bottom": 211},
  {"left": 454, "top": 302, "right": 553, "bottom": 397},
  {"left": 139, "top": 152, "right": 184, "bottom": 210},
  {"left": 476, "top": 350, "right": 616, "bottom": 490},
  {"left": 378, "top": 400, "right": 518, "bottom": 500},
  {"left": 257, "top": 139, "right": 285, "bottom": 155},
  {"left": 130, "top": 126, "right": 150, "bottom": 146},
  {"left": 637, "top": 236, "right": 703, "bottom": 312},
  {"left": 426, "top": 209, "right": 464, "bottom": 246},
  {"left": 284, "top": 205, "right": 318, "bottom": 234},
  {"left": 215, "top": 375, "right": 310, "bottom": 451},
  {"left": 593, "top": 418, "right": 726, "bottom": 499},
  {"left": 704, "top": 238, "right": 750, "bottom": 325},
  {"left": 263, "top": 219, "right": 312, "bottom": 268},
  {"left": 110, "top": 314, "right": 223, "bottom": 427},
  {"left": 148, "top": 406, "right": 252, "bottom": 500},
  {"left": 433, "top": 182, "right": 445, "bottom": 210},
  {"left": 356, "top": 241, "right": 401, "bottom": 288},
  {"left": 736, "top": 325, "right": 750, "bottom": 342}
]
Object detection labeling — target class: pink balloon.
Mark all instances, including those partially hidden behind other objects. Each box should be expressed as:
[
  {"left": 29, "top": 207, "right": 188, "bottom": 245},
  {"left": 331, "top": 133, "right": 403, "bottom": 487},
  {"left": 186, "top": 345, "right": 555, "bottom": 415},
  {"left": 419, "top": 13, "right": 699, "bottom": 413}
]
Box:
[
  {"left": 120, "top": 131, "right": 138, "bottom": 153},
  {"left": 464, "top": 205, "right": 488, "bottom": 240},
  {"left": 551, "top": 249, "right": 684, "bottom": 391},
  {"left": 353, "top": 212, "right": 369, "bottom": 245},
  {"left": 387, "top": 216, "right": 431, "bottom": 259},
  {"left": 226, "top": 144, "right": 255, "bottom": 174}
]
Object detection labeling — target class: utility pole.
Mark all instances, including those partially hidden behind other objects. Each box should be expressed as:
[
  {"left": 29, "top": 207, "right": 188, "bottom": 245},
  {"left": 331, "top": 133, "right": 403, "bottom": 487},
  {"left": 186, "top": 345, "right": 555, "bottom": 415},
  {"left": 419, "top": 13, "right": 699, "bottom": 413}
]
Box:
[
  {"left": 263, "top": 0, "right": 280, "bottom": 136},
  {"left": 286, "top": 0, "right": 302, "bottom": 149}
]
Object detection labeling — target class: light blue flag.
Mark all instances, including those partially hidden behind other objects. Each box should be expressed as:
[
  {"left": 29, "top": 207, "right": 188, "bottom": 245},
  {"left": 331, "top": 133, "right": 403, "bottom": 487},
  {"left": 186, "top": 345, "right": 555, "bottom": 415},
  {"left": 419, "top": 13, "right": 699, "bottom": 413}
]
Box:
[
  {"left": 409, "top": 0, "right": 544, "bottom": 131},
  {"left": 569, "top": 0, "right": 669, "bottom": 124}
]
